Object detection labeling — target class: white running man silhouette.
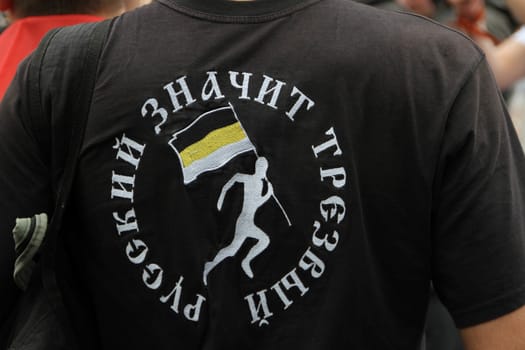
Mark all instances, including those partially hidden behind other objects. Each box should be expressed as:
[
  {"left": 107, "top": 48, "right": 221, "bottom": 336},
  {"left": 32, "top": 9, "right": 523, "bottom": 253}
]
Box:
[{"left": 203, "top": 157, "right": 273, "bottom": 285}]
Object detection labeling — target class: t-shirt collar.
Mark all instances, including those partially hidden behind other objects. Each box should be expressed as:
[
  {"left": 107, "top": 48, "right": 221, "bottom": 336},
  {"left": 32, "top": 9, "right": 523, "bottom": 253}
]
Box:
[{"left": 157, "top": 0, "right": 322, "bottom": 22}]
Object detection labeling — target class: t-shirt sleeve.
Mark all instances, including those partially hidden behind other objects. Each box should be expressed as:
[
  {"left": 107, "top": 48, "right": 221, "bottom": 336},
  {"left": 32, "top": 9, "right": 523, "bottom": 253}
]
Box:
[
  {"left": 431, "top": 55, "right": 525, "bottom": 328},
  {"left": 0, "top": 56, "right": 52, "bottom": 326}
]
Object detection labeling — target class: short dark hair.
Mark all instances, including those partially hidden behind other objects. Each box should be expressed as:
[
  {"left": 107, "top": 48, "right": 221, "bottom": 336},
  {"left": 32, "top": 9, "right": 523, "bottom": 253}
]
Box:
[{"left": 13, "top": 0, "right": 122, "bottom": 17}]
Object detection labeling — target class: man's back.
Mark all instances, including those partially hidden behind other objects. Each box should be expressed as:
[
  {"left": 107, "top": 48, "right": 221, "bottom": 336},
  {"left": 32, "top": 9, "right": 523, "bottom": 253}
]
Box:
[{"left": 2, "top": 0, "right": 525, "bottom": 348}]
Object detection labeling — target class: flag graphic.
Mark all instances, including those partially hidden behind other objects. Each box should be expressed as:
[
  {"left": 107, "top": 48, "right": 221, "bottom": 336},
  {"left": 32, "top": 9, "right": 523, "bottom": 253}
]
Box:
[{"left": 169, "top": 105, "right": 255, "bottom": 184}]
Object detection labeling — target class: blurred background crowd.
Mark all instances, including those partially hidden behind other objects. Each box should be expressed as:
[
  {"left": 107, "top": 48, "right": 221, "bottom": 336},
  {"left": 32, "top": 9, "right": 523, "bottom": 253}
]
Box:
[
  {"left": 1, "top": 0, "right": 524, "bottom": 349},
  {"left": 354, "top": 0, "right": 525, "bottom": 149}
]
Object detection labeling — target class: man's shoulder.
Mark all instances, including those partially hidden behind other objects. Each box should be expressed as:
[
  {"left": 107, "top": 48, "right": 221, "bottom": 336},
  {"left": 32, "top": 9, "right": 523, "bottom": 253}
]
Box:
[
  {"left": 317, "top": 0, "right": 484, "bottom": 72},
  {"left": 326, "top": 0, "right": 481, "bottom": 54}
]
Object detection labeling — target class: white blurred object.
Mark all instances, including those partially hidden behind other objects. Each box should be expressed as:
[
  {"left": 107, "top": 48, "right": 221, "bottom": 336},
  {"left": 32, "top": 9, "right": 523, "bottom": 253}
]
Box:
[
  {"left": 508, "top": 79, "right": 525, "bottom": 150},
  {"left": 514, "top": 26, "right": 525, "bottom": 45}
]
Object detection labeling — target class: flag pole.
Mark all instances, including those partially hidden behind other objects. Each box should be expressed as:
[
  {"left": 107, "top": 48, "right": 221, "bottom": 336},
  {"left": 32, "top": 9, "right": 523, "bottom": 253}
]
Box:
[
  {"left": 228, "top": 102, "right": 292, "bottom": 227},
  {"left": 267, "top": 179, "right": 292, "bottom": 227}
]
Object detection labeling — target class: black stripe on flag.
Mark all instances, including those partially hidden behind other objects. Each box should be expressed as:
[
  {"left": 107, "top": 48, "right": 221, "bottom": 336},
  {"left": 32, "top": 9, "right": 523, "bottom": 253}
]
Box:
[{"left": 171, "top": 107, "right": 239, "bottom": 152}]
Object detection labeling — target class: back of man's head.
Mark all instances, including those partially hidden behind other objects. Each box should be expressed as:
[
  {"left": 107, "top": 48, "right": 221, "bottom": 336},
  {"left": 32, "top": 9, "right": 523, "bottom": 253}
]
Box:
[{"left": 10, "top": 0, "right": 124, "bottom": 18}]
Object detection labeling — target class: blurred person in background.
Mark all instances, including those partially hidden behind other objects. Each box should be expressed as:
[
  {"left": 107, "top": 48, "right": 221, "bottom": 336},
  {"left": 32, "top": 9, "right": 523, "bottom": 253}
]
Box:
[
  {"left": 475, "top": 25, "right": 525, "bottom": 89},
  {"left": 354, "top": 0, "right": 519, "bottom": 43},
  {"left": 507, "top": 0, "right": 525, "bottom": 23},
  {"left": 460, "top": 0, "right": 525, "bottom": 90},
  {"left": 0, "top": 0, "right": 127, "bottom": 101}
]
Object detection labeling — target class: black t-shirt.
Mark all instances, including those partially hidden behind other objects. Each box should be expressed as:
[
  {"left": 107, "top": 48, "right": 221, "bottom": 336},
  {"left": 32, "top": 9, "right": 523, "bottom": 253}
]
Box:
[{"left": 2, "top": 0, "right": 525, "bottom": 348}]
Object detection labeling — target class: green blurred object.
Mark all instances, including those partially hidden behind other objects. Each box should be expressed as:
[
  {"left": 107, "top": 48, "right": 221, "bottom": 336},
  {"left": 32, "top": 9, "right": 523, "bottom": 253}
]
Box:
[{"left": 12, "top": 213, "right": 48, "bottom": 291}]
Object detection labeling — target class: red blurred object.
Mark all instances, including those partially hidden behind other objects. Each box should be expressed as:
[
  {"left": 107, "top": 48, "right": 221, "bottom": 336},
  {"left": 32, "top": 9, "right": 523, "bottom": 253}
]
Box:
[
  {"left": 0, "top": 14, "right": 102, "bottom": 100},
  {"left": 452, "top": 6, "right": 500, "bottom": 45},
  {"left": 0, "top": 0, "right": 13, "bottom": 11}
]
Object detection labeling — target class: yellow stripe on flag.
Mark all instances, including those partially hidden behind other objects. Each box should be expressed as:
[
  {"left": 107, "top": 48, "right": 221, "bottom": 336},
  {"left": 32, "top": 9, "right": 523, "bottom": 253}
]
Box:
[{"left": 180, "top": 122, "right": 247, "bottom": 167}]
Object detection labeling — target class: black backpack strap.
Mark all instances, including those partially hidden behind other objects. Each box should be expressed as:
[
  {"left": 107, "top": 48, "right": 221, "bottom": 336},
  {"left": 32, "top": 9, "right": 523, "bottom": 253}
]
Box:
[
  {"left": 38, "top": 19, "right": 113, "bottom": 253},
  {"left": 27, "top": 18, "right": 113, "bottom": 348},
  {"left": 28, "top": 19, "right": 114, "bottom": 197}
]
